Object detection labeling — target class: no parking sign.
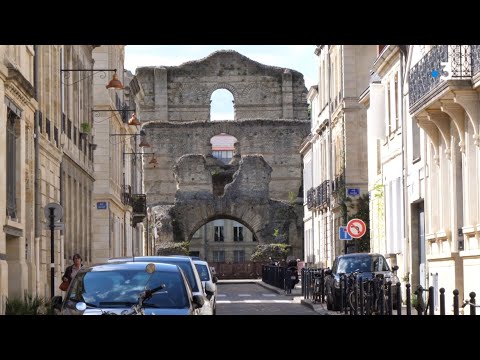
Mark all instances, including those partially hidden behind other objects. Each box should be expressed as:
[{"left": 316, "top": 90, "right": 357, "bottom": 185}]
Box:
[{"left": 346, "top": 218, "right": 366, "bottom": 238}]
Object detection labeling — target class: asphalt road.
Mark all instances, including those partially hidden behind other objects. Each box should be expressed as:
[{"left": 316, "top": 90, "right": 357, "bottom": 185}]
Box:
[{"left": 216, "top": 282, "right": 319, "bottom": 315}]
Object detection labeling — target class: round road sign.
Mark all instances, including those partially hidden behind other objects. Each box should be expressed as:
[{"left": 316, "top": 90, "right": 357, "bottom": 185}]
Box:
[
  {"left": 346, "top": 218, "right": 366, "bottom": 238},
  {"left": 44, "top": 202, "right": 64, "bottom": 222}
]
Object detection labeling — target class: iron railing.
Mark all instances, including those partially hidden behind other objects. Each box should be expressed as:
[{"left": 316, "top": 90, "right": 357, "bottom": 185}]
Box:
[
  {"left": 409, "top": 45, "right": 471, "bottom": 108},
  {"left": 471, "top": 45, "right": 480, "bottom": 76}
]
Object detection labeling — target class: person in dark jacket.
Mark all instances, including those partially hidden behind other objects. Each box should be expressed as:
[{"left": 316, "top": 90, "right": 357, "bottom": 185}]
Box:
[{"left": 62, "top": 253, "right": 83, "bottom": 283}]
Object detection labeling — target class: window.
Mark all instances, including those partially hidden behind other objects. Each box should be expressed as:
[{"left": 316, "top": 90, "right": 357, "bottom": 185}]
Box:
[
  {"left": 67, "top": 118, "right": 72, "bottom": 139},
  {"left": 233, "top": 226, "right": 243, "bottom": 242},
  {"left": 212, "top": 150, "right": 233, "bottom": 164},
  {"left": 73, "top": 126, "right": 77, "bottom": 145},
  {"left": 233, "top": 250, "right": 245, "bottom": 264},
  {"left": 412, "top": 116, "right": 421, "bottom": 162},
  {"left": 214, "top": 226, "right": 224, "bottom": 242},
  {"left": 213, "top": 251, "right": 225, "bottom": 262},
  {"left": 62, "top": 113, "right": 66, "bottom": 133},
  {"left": 46, "top": 118, "right": 51, "bottom": 141},
  {"left": 6, "top": 108, "right": 19, "bottom": 218},
  {"left": 54, "top": 126, "right": 59, "bottom": 147}
]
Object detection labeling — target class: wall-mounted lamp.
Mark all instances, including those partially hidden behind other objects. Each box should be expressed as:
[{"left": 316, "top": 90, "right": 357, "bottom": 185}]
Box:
[
  {"left": 124, "top": 152, "right": 158, "bottom": 167},
  {"left": 61, "top": 68, "right": 124, "bottom": 89},
  {"left": 92, "top": 108, "right": 138, "bottom": 125}
]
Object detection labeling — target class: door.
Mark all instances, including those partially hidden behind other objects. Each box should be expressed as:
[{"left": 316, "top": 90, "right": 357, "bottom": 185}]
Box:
[{"left": 418, "top": 202, "right": 426, "bottom": 288}]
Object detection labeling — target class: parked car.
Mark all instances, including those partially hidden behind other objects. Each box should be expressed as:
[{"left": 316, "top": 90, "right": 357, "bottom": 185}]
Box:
[
  {"left": 324, "top": 253, "right": 400, "bottom": 311},
  {"left": 52, "top": 262, "right": 204, "bottom": 315},
  {"left": 108, "top": 256, "right": 215, "bottom": 315},
  {"left": 193, "top": 259, "right": 218, "bottom": 315}
]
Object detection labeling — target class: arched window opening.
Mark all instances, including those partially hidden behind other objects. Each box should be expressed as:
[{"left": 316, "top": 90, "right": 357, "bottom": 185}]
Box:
[
  {"left": 210, "top": 133, "right": 237, "bottom": 164},
  {"left": 210, "top": 89, "right": 235, "bottom": 121}
]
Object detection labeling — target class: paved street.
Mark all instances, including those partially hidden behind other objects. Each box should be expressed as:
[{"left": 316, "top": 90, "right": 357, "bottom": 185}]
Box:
[{"left": 216, "top": 282, "right": 319, "bottom": 315}]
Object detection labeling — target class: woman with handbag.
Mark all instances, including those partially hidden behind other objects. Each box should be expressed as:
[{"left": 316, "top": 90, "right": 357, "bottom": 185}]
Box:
[{"left": 60, "top": 253, "right": 83, "bottom": 291}]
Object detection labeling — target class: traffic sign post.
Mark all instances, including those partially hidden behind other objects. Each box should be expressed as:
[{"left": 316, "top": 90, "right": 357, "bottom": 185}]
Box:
[
  {"left": 346, "top": 218, "right": 367, "bottom": 238},
  {"left": 44, "top": 202, "right": 64, "bottom": 298}
]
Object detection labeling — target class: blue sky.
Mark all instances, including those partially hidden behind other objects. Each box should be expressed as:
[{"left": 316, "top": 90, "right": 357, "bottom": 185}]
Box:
[{"left": 125, "top": 45, "right": 317, "bottom": 120}]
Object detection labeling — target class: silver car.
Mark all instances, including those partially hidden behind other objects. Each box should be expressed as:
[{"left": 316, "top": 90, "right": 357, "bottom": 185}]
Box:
[
  {"left": 193, "top": 259, "right": 218, "bottom": 315},
  {"left": 52, "top": 262, "right": 204, "bottom": 315},
  {"left": 108, "top": 256, "right": 215, "bottom": 315}
]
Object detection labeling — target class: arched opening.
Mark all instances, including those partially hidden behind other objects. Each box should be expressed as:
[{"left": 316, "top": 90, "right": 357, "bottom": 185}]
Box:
[
  {"left": 210, "top": 133, "right": 237, "bottom": 164},
  {"left": 210, "top": 89, "right": 235, "bottom": 121},
  {"left": 189, "top": 216, "right": 259, "bottom": 278}
]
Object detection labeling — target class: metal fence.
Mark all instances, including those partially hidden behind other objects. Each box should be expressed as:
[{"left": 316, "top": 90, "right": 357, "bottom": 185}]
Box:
[{"left": 303, "top": 267, "right": 478, "bottom": 315}]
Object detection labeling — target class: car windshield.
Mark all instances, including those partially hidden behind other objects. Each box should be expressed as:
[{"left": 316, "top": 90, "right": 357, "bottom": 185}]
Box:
[
  {"left": 337, "top": 255, "right": 390, "bottom": 274},
  {"left": 68, "top": 269, "right": 189, "bottom": 309},
  {"left": 195, "top": 264, "right": 210, "bottom": 281}
]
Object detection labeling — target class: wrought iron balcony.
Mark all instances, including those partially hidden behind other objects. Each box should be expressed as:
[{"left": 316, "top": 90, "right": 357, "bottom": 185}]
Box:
[
  {"left": 471, "top": 45, "right": 480, "bottom": 78},
  {"left": 409, "top": 45, "right": 471, "bottom": 111}
]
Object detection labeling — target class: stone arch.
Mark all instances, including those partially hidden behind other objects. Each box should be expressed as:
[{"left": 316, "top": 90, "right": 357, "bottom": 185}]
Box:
[
  {"left": 205, "top": 83, "right": 239, "bottom": 105},
  {"left": 133, "top": 50, "right": 309, "bottom": 122}
]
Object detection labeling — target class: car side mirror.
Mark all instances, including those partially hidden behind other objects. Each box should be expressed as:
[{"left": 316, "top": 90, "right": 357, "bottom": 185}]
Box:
[
  {"left": 51, "top": 295, "right": 63, "bottom": 311},
  {"left": 192, "top": 294, "right": 204, "bottom": 309},
  {"left": 392, "top": 265, "right": 399, "bottom": 272},
  {"left": 204, "top": 281, "right": 215, "bottom": 300}
]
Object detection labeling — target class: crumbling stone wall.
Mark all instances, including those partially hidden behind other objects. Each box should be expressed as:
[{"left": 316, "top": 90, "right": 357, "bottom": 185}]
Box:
[
  {"left": 152, "top": 155, "right": 303, "bottom": 257},
  {"left": 132, "top": 50, "right": 310, "bottom": 259},
  {"left": 133, "top": 50, "right": 308, "bottom": 122},
  {"left": 142, "top": 119, "right": 310, "bottom": 203}
]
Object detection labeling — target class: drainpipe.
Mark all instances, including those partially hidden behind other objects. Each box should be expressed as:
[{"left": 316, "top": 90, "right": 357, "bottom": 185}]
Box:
[
  {"left": 59, "top": 47, "right": 65, "bottom": 277},
  {"left": 33, "top": 45, "right": 41, "bottom": 295}
]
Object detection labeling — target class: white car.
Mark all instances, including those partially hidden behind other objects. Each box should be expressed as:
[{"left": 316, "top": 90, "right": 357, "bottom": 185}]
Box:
[{"left": 193, "top": 259, "right": 218, "bottom": 315}]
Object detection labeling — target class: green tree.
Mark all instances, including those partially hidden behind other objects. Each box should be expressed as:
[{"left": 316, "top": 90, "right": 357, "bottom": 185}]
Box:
[{"left": 250, "top": 243, "right": 291, "bottom": 263}]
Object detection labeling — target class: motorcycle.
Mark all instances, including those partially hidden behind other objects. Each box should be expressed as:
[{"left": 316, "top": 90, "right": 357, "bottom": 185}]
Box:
[
  {"left": 286, "top": 259, "right": 299, "bottom": 290},
  {"left": 75, "top": 284, "right": 165, "bottom": 315}
]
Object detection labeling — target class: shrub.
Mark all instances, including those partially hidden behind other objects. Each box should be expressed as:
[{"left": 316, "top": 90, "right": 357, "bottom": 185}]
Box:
[
  {"left": 156, "top": 241, "right": 190, "bottom": 256},
  {"left": 6, "top": 293, "right": 55, "bottom": 315}
]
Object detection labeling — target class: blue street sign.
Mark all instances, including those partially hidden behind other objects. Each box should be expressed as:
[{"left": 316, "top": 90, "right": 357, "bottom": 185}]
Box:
[
  {"left": 97, "top": 201, "right": 108, "bottom": 210},
  {"left": 339, "top": 226, "right": 352, "bottom": 241},
  {"left": 347, "top": 188, "right": 360, "bottom": 196}
]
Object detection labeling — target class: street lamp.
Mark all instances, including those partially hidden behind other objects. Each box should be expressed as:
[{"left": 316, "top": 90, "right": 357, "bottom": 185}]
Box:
[{"left": 61, "top": 68, "right": 124, "bottom": 89}]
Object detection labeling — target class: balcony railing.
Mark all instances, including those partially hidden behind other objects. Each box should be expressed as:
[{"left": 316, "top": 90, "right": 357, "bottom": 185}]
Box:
[
  {"left": 409, "top": 45, "right": 471, "bottom": 109},
  {"left": 315, "top": 180, "right": 330, "bottom": 208},
  {"left": 471, "top": 45, "right": 480, "bottom": 77}
]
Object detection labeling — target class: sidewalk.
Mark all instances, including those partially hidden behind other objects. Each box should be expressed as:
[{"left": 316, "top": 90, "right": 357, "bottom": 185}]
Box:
[{"left": 257, "top": 281, "right": 332, "bottom": 315}]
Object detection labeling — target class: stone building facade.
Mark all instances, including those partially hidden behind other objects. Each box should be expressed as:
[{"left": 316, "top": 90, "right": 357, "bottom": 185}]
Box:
[
  {"left": 132, "top": 50, "right": 309, "bottom": 261},
  {"left": 91, "top": 46, "right": 144, "bottom": 264},
  {"left": 302, "top": 45, "right": 377, "bottom": 268},
  {"left": 0, "top": 45, "right": 36, "bottom": 313},
  {"left": 407, "top": 45, "right": 480, "bottom": 313},
  {"left": 361, "top": 45, "right": 411, "bottom": 293}
]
